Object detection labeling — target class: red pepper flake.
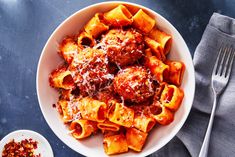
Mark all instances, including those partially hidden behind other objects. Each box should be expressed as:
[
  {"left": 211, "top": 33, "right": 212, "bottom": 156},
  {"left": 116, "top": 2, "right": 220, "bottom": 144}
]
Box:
[
  {"left": 52, "top": 104, "right": 56, "bottom": 108},
  {"left": 2, "top": 139, "right": 41, "bottom": 157}
]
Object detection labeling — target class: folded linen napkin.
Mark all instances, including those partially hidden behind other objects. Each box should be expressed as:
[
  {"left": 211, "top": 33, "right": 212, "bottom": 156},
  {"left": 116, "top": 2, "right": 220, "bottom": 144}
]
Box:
[{"left": 150, "top": 13, "right": 235, "bottom": 157}]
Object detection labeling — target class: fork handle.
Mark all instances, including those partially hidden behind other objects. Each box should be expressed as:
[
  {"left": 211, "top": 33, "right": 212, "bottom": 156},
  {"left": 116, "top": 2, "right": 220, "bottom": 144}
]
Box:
[{"left": 198, "top": 94, "right": 218, "bottom": 157}]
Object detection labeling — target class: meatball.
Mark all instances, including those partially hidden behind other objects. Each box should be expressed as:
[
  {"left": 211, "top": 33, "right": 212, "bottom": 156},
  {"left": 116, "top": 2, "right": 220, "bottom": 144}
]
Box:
[
  {"left": 113, "top": 66, "right": 154, "bottom": 103},
  {"left": 69, "top": 48, "right": 114, "bottom": 96},
  {"left": 101, "top": 29, "right": 144, "bottom": 66}
]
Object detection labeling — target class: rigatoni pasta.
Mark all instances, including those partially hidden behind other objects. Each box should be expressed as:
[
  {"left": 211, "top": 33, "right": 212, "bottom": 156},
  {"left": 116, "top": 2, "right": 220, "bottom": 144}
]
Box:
[
  {"left": 108, "top": 100, "right": 134, "bottom": 128},
  {"left": 57, "top": 99, "right": 79, "bottom": 123},
  {"left": 79, "top": 97, "right": 107, "bottom": 122},
  {"left": 77, "top": 31, "right": 96, "bottom": 49},
  {"left": 104, "top": 5, "right": 133, "bottom": 26},
  {"left": 149, "top": 28, "right": 172, "bottom": 55},
  {"left": 126, "top": 127, "right": 148, "bottom": 152},
  {"left": 103, "top": 133, "right": 128, "bottom": 155},
  {"left": 97, "top": 120, "right": 120, "bottom": 132},
  {"left": 49, "top": 66, "right": 74, "bottom": 89},
  {"left": 132, "top": 9, "right": 155, "bottom": 33},
  {"left": 144, "top": 51, "right": 169, "bottom": 83},
  {"left": 144, "top": 37, "right": 165, "bottom": 61},
  {"left": 84, "top": 13, "right": 109, "bottom": 38},
  {"left": 59, "top": 37, "right": 78, "bottom": 63},
  {"left": 160, "top": 84, "right": 184, "bottom": 111},
  {"left": 165, "top": 60, "right": 185, "bottom": 86},
  {"left": 70, "top": 119, "right": 97, "bottom": 139},
  {"left": 152, "top": 106, "right": 174, "bottom": 125},
  {"left": 133, "top": 115, "right": 156, "bottom": 133},
  {"left": 49, "top": 4, "right": 185, "bottom": 155}
]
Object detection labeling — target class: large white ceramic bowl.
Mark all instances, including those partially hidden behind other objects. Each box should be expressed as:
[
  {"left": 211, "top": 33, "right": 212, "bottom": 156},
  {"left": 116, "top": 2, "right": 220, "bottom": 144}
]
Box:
[{"left": 37, "top": 1, "right": 195, "bottom": 157}]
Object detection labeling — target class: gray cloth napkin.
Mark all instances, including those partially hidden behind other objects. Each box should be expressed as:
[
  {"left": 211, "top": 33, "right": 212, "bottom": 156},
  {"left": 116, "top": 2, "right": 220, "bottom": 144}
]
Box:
[{"left": 150, "top": 13, "right": 235, "bottom": 157}]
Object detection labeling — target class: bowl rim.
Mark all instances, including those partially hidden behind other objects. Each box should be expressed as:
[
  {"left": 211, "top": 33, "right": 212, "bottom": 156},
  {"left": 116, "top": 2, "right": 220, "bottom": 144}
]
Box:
[{"left": 36, "top": 1, "right": 195, "bottom": 156}]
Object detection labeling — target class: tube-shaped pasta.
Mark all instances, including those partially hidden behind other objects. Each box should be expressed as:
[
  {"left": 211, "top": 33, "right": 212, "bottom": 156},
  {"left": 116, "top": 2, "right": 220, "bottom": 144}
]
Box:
[
  {"left": 84, "top": 13, "right": 109, "bottom": 38},
  {"left": 144, "top": 53, "right": 169, "bottom": 83},
  {"left": 133, "top": 115, "right": 156, "bottom": 133},
  {"left": 104, "top": 5, "right": 133, "bottom": 27},
  {"left": 77, "top": 31, "right": 96, "bottom": 49},
  {"left": 126, "top": 127, "right": 148, "bottom": 152},
  {"left": 153, "top": 82, "right": 167, "bottom": 100},
  {"left": 102, "top": 130, "right": 122, "bottom": 138},
  {"left": 97, "top": 120, "right": 120, "bottom": 132},
  {"left": 144, "top": 36, "right": 165, "bottom": 61},
  {"left": 103, "top": 133, "right": 128, "bottom": 155},
  {"left": 132, "top": 9, "right": 155, "bottom": 34},
  {"left": 59, "top": 37, "right": 78, "bottom": 63},
  {"left": 152, "top": 106, "right": 174, "bottom": 125},
  {"left": 49, "top": 67, "right": 74, "bottom": 89},
  {"left": 70, "top": 119, "right": 97, "bottom": 139},
  {"left": 165, "top": 60, "right": 185, "bottom": 86},
  {"left": 149, "top": 28, "right": 172, "bottom": 55},
  {"left": 160, "top": 84, "right": 184, "bottom": 111},
  {"left": 79, "top": 97, "right": 107, "bottom": 122},
  {"left": 108, "top": 101, "right": 134, "bottom": 128},
  {"left": 57, "top": 99, "right": 80, "bottom": 123}
]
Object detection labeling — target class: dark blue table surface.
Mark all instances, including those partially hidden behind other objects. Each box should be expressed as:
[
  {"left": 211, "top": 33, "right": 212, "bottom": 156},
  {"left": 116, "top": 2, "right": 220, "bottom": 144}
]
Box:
[{"left": 1, "top": 0, "right": 235, "bottom": 156}]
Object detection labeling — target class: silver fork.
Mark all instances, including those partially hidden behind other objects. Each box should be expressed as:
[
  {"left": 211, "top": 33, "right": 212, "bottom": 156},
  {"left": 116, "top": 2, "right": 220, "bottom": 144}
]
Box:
[{"left": 199, "top": 45, "right": 235, "bottom": 157}]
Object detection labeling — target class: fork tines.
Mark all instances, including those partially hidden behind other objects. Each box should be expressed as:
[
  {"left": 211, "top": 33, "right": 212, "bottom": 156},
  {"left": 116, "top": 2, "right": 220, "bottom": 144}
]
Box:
[{"left": 213, "top": 45, "right": 235, "bottom": 78}]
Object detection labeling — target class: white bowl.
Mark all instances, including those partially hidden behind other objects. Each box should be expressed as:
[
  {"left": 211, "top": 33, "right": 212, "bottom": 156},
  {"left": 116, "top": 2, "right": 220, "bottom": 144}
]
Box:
[
  {"left": 0, "top": 130, "right": 53, "bottom": 157},
  {"left": 36, "top": 1, "right": 195, "bottom": 157}
]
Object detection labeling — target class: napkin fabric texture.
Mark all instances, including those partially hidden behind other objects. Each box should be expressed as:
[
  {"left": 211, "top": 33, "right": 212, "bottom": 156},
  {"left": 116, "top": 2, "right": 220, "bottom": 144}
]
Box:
[{"left": 150, "top": 13, "right": 235, "bottom": 157}]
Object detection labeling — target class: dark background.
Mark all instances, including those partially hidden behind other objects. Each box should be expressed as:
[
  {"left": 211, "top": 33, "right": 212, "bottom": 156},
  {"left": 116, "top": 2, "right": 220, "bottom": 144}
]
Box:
[{"left": 0, "top": 0, "right": 235, "bottom": 156}]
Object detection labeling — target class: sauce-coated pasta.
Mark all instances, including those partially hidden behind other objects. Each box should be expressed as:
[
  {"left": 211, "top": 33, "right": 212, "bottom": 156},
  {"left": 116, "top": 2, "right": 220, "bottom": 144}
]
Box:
[{"left": 49, "top": 4, "right": 185, "bottom": 155}]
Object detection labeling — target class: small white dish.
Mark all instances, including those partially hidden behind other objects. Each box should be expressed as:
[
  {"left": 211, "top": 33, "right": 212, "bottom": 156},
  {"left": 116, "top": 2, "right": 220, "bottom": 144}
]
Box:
[{"left": 0, "top": 130, "right": 54, "bottom": 157}]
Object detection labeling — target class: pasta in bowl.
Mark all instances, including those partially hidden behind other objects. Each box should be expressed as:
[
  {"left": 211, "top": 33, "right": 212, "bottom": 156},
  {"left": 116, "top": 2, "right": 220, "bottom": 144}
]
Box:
[{"left": 37, "top": 2, "right": 195, "bottom": 157}]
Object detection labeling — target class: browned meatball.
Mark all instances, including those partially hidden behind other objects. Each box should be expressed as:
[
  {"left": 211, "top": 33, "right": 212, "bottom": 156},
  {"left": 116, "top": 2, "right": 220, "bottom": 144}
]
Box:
[
  {"left": 113, "top": 66, "right": 154, "bottom": 103},
  {"left": 101, "top": 29, "right": 144, "bottom": 66},
  {"left": 69, "top": 48, "right": 114, "bottom": 96}
]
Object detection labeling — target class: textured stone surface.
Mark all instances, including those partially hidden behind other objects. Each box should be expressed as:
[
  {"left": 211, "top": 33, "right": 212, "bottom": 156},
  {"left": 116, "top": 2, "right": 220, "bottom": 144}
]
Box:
[{"left": 0, "top": 0, "right": 235, "bottom": 156}]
